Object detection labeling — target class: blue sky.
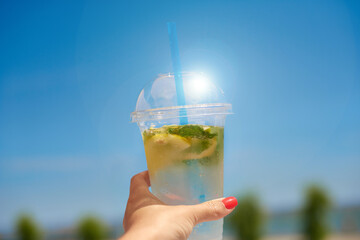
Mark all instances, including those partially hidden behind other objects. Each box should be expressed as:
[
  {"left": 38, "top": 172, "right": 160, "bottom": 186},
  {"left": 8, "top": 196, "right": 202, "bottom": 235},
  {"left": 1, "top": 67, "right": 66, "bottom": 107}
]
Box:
[{"left": 0, "top": 0, "right": 359, "bottom": 231}]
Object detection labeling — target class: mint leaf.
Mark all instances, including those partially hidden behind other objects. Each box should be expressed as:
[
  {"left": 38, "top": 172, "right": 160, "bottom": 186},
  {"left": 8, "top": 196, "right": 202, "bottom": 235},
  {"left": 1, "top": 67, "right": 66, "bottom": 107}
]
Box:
[
  {"left": 167, "top": 125, "right": 217, "bottom": 139},
  {"left": 178, "top": 125, "right": 204, "bottom": 138},
  {"left": 186, "top": 139, "right": 210, "bottom": 154}
]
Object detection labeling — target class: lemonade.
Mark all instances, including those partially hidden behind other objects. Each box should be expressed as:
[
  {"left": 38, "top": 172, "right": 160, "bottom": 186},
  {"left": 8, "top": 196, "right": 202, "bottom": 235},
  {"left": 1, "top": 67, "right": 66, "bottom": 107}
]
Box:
[
  {"left": 132, "top": 72, "right": 232, "bottom": 239},
  {"left": 142, "top": 124, "right": 224, "bottom": 239}
]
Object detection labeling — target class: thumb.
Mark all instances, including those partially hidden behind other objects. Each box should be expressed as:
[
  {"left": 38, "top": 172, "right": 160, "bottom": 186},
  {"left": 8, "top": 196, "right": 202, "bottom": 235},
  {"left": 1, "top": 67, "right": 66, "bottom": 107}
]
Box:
[{"left": 188, "top": 197, "right": 238, "bottom": 225}]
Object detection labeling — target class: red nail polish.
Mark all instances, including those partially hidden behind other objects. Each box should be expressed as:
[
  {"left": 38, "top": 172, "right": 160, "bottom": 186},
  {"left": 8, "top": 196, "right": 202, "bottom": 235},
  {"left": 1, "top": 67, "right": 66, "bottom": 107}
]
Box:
[{"left": 222, "top": 197, "right": 238, "bottom": 209}]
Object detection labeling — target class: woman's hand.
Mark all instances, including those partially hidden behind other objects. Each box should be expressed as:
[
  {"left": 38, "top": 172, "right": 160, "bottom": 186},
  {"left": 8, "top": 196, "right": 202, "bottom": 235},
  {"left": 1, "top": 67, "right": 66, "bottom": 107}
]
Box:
[{"left": 120, "top": 171, "right": 237, "bottom": 240}]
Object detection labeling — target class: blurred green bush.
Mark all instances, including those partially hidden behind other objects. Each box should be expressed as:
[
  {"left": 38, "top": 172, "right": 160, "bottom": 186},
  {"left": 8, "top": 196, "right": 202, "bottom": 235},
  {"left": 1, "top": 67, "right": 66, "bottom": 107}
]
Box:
[
  {"left": 301, "top": 185, "right": 331, "bottom": 240},
  {"left": 226, "top": 194, "right": 264, "bottom": 240},
  {"left": 15, "top": 214, "right": 42, "bottom": 240},
  {"left": 76, "top": 216, "right": 108, "bottom": 240}
]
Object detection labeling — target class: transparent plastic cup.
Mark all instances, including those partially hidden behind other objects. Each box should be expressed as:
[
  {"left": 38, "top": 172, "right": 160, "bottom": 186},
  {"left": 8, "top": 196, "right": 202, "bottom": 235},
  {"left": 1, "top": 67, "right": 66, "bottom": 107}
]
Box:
[{"left": 131, "top": 72, "right": 232, "bottom": 240}]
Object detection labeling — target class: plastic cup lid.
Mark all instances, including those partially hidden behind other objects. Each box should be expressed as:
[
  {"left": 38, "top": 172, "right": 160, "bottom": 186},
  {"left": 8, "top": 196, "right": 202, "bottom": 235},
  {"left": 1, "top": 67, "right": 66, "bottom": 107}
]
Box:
[{"left": 131, "top": 72, "right": 232, "bottom": 122}]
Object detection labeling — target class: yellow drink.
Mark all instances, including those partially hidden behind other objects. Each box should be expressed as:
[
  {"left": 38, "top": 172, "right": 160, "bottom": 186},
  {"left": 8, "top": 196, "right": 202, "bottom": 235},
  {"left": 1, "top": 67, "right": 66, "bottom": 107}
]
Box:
[{"left": 142, "top": 124, "right": 224, "bottom": 239}]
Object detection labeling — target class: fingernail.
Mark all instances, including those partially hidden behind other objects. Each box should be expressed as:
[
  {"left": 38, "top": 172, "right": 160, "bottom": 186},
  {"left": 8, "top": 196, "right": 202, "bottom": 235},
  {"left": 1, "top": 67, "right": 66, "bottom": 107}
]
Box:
[{"left": 222, "top": 196, "right": 238, "bottom": 209}]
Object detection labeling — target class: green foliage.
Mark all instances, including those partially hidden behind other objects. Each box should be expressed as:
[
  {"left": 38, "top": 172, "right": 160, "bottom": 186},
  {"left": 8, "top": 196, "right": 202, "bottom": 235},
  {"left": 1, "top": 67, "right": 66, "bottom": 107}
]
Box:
[
  {"left": 226, "top": 194, "right": 264, "bottom": 240},
  {"left": 301, "top": 185, "right": 331, "bottom": 240},
  {"left": 15, "top": 214, "right": 42, "bottom": 240},
  {"left": 76, "top": 216, "right": 107, "bottom": 240}
]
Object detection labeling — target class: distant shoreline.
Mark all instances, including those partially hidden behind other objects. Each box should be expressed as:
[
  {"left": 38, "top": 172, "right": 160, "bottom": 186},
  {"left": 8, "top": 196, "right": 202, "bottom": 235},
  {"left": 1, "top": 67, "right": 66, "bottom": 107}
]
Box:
[
  {"left": 263, "top": 234, "right": 360, "bottom": 240},
  {"left": 224, "top": 234, "right": 360, "bottom": 240}
]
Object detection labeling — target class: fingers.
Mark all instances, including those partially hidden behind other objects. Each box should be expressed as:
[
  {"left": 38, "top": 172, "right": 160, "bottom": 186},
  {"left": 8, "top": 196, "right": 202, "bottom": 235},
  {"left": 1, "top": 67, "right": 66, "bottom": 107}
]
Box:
[
  {"left": 187, "top": 197, "right": 238, "bottom": 225},
  {"left": 129, "top": 171, "right": 151, "bottom": 196}
]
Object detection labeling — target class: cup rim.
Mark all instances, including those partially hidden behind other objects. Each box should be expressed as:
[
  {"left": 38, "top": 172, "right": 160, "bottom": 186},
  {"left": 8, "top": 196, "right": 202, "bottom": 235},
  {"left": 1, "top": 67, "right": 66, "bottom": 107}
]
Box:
[{"left": 131, "top": 103, "right": 232, "bottom": 122}]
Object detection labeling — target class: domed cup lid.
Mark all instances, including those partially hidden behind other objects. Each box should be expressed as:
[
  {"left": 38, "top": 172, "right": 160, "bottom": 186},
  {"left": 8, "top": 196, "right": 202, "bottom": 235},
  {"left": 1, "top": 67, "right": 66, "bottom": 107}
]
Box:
[{"left": 131, "top": 72, "right": 232, "bottom": 123}]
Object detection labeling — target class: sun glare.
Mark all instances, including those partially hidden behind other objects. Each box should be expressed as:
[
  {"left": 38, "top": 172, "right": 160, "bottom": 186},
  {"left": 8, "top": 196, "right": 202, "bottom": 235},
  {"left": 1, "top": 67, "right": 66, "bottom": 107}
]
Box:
[{"left": 188, "top": 74, "right": 210, "bottom": 96}]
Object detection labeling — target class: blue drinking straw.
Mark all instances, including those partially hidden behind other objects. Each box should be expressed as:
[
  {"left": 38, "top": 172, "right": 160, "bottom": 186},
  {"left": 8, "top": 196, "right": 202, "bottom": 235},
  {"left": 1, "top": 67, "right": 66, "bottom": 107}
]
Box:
[
  {"left": 168, "top": 23, "right": 205, "bottom": 203},
  {"left": 167, "top": 22, "right": 188, "bottom": 125}
]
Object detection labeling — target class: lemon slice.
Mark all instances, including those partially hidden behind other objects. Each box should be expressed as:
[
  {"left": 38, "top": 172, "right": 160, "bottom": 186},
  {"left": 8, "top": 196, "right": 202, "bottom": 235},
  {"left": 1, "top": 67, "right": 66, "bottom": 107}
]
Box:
[
  {"left": 184, "top": 138, "right": 217, "bottom": 160},
  {"left": 144, "top": 134, "right": 190, "bottom": 173}
]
